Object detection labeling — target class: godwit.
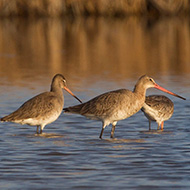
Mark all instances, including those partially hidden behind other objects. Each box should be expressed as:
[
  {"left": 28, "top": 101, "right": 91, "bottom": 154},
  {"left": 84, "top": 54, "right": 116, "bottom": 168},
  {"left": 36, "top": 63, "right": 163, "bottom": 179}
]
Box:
[
  {"left": 1, "top": 74, "right": 82, "bottom": 133},
  {"left": 63, "top": 75, "right": 185, "bottom": 139},
  {"left": 141, "top": 95, "right": 174, "bottom": 130}
]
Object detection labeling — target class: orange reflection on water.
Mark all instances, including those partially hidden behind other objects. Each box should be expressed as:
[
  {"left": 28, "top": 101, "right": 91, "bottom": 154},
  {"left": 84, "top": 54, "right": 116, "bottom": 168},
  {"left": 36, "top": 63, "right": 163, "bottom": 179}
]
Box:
[{"left": 0, "top": 17, "right": 190, "bottom": 87}]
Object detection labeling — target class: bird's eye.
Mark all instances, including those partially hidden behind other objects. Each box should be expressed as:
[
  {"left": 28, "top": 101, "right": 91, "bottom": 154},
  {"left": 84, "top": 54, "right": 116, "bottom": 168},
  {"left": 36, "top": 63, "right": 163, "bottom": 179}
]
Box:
[{"left": 149, "top": 78, "right": 153, "bottom": 82}]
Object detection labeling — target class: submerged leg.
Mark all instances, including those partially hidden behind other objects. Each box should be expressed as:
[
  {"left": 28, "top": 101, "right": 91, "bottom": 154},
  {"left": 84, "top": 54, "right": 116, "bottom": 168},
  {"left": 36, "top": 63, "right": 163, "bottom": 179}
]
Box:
[
  {"left": 157, "top": 123, "right": 160, "bottom": 130},
  {"left": 110, "top": 121, "right": 117, "bottom": 138},
  {"left": 36, "top": 126, "right": 40, "bottom": 133},
  {"left": 160, "top": 121, "right": 164, "bottom": 130},
  {"left": 40, "top": 125, "right": 45, "bottom": 134},
  {"left": 149, "top": 120, "right": 151, "bottom": 131},
  {"left": 99, "top": 122, "right": 107, "bottom": 139}
]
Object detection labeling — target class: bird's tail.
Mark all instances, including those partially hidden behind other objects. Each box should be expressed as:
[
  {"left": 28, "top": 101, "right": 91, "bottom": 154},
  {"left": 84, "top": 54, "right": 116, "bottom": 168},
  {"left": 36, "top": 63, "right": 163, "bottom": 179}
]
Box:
[
  {"left": 1, "top": 116, "right": 10, "bottom": 122},
  {"left": 0, "top": 110, "right": 22, "bottom": 122}
]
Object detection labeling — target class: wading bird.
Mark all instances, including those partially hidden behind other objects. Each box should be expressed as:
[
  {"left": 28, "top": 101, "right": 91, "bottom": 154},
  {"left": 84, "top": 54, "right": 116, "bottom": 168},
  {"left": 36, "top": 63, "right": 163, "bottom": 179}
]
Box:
[
  {"left": 63, "top": 75, "right": 185, "bottom": 139},
  {"left": 141, "top": 95, "right": 174, "bottom": 130},
  {"left": 1, "top": 74, "right": 82, "bottom": 133}
]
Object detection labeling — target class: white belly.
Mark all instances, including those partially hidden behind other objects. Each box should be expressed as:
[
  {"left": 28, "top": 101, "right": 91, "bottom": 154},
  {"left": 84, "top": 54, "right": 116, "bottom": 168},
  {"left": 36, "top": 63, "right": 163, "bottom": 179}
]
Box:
[{"left": 14, "top": 112, "right": 61, "bottom": 126}]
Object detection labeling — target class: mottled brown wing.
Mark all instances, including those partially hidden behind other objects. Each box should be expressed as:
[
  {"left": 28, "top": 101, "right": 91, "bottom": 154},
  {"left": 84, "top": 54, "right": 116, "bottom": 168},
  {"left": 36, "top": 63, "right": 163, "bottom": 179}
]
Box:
[
  {"left": 64, "top": 89, "right": 131, "bottom": 117},
  {"left": 145, "top": 95, "right": 174, "bottom": 114},
  {"left": 1, "top": 92, "right": 59, "bottom": 121}
]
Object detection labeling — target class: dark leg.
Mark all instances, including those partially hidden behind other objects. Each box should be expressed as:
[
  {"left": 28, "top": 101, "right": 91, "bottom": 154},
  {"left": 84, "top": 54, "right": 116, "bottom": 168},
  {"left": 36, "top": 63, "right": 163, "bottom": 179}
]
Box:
[
  {"left": 149, "top": 120, "right": 151, "bottom": 131},
  {"left": 99, "top": 123, "right": 106, "bottom": 139},
  {"left": 110, "top": 121, "right": 117, "bottom": 138},
  {"left": 40, "top": 125, "right": 45, "bottom": 134},
  {"left": 111, "top": 125, "right": 115, "bottom": 138},
  {"left": 36, "top": 126, "right": 40, "bottom": 133},
  {"left": 99, "top": 128, "right": 104, "bottom": 139}
]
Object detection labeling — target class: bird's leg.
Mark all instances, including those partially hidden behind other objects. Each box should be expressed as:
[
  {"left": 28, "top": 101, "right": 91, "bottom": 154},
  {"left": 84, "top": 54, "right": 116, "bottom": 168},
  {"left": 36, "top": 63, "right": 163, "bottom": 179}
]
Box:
[
  {"left": 36, "top": 126, "right": 40, "bottom": 134},
  {"left": 40, "top": 125, "right": 45, "bottom": 134},
  {"left": 160, "top": 122, "right": 164, "bottom": 130},
  {"left": 111, "top": 125, "right": 115, "bottom": 138},
  {"left": 99, "top": 123, "right": 106, "bottom": 139},
  {"left": 110, "top": 121, "right": 117, "bottom": 138},
  {"left": 157, "top": 123, "right": 160, "bottom": 130},
  {"left": 99, "top": 128, "right": 104, "bottom": 139},
  {"left": 149, "top": 120, "right": 151, "bottom": 131}
]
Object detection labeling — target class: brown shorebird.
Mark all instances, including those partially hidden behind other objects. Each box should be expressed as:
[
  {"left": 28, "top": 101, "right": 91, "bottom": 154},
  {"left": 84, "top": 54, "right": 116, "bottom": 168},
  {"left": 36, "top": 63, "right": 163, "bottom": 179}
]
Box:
[
  {"left": 1, "top": 74, "right": 82, "bottom": 133},
  {"left": 63, "top": 75, "right": 185, "bottom": 139},
  {"left": 141, "top": 95, "right": 174, "bottom": 130}
]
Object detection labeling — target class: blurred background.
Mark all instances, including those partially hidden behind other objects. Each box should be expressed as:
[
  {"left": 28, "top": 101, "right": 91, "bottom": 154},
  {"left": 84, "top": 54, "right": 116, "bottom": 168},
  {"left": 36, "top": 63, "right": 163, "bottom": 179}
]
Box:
[{"left": 0, "top": 0, "right": 190, "bottom": 90}]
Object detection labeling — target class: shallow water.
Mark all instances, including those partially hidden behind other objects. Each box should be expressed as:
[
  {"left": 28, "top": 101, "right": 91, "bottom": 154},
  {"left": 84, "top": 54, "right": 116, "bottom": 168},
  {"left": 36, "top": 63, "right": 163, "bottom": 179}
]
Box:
[{"left": 0, "top": 17, "right": 190, "bottom": 189}]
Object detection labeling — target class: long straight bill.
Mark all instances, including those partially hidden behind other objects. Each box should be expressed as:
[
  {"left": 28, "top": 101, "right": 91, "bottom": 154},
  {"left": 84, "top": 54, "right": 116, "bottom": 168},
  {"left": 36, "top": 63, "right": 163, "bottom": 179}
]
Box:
[
  {"left": 154, "top": 84, "right": 186, "bottom": 100},
  {"left": 64, "top": 86, "right": 83, "bottom": 103}
]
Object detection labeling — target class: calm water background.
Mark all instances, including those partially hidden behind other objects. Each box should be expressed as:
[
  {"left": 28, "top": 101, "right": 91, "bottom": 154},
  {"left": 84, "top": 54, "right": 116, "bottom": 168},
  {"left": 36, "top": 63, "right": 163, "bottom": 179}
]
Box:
[{"left": 0, "top": 17, "right": 190, "bottom": 189}]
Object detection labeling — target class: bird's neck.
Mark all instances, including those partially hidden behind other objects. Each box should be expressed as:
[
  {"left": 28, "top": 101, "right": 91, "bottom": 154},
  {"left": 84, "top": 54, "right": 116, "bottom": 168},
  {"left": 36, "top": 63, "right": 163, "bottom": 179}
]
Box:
[
  {"left": 50, "top": 83, "right": 63, "bottom": 97},
  {"left": 133, "top": 84, "right": 146, "bottom": 97}
]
